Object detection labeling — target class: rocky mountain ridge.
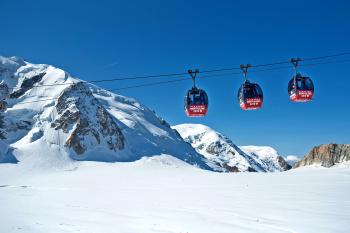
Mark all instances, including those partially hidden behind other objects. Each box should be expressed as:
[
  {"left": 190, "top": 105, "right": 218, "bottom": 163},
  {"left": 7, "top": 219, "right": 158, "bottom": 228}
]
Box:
[{"left": 294, "top": 143, "right": 350, "bottom": 168}]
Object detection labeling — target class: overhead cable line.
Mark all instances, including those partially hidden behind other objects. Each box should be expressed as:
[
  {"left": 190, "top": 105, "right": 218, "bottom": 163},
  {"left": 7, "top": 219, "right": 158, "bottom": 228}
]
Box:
[
  {"left": 6, "top": 51, "right": 350, "bottom": 91},
  {"left": 109, "top": 59, "right": 350, "bottom": 91},
  {"left": 6, "top": 54, "right": 350, "bottom": 105}
]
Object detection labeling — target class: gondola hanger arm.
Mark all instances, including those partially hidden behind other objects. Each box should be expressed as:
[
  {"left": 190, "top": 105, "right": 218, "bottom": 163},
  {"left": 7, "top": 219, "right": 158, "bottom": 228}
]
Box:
[
  {"left": 291, "top": 58, "right": 302, "bottom": 75},
  {"left": 188, "top": 69, "right": 199, "bottom": 88},
  {"left": 240, "top": 64, "right": 251, "bottom": 81}
]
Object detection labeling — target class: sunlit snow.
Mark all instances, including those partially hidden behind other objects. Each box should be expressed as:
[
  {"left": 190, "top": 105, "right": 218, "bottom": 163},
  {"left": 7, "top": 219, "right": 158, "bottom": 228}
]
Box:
[{"left": 0, "top": 157, "right": 349, "bottom": 233}]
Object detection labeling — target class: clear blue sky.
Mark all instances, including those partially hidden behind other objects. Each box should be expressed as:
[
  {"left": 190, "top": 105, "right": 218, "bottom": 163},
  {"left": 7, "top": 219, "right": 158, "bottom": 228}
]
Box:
[{"left": 1, "top": 0, "right": 349, "bottom": 156}]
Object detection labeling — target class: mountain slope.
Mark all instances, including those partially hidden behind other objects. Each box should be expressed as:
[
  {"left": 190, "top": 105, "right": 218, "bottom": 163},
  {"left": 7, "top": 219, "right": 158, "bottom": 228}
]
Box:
[
  {"left": 172, "top": 124, "right": 290, "bottom": 172},
  {"left": 0, "top": 56, "right": 211, "bottom": 170},
  {"left": 294, "top": 143, "right": 350, "bottom": 168}
]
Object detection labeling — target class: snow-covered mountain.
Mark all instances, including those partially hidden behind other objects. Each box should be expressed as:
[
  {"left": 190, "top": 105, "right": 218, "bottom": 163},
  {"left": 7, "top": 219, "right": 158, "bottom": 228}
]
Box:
[
  {"left": 0, "top": 56, "right": 213, "bottom": 170},
  {"left": 239, "top": 146, "right": 292, "bottom": 171},
  {"left": 173, "top": 124, "right": 291, "bottom": 172}
]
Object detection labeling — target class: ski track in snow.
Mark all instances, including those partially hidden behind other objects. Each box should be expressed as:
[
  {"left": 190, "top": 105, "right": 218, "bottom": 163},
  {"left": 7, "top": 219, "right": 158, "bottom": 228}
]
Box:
[{"left": 0, "top": 156, "right": 349, "bottom": 233}]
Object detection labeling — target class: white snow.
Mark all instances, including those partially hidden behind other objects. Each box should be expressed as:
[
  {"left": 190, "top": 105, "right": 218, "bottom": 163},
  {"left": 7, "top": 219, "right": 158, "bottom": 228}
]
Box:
[{"left": 0, "top": 158, "right": 349, "bottom": 233}]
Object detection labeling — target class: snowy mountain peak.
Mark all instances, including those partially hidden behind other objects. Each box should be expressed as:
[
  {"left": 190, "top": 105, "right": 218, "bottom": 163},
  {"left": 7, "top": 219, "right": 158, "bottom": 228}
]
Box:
[
  {"left": 174, "top": 123, "right": 232, "bottom": 148},
  {"left": 0, "top": 56, "right": 212, "bottom": 170},
  {"left": 173, "top": 124, "right": 291, "bottom": 172}
]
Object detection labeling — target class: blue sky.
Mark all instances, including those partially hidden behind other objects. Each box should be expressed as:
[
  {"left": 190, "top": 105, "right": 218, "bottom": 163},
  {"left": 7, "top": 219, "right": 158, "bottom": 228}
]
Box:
[{"left": 1, "top": 0, "right": 349, "bottom": 156}]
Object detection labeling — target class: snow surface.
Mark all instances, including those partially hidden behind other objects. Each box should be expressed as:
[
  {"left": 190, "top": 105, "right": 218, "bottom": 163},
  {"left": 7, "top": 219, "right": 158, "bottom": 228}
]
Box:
[{"left": 0, "top": 158, "right": 349, "bottom": 233}]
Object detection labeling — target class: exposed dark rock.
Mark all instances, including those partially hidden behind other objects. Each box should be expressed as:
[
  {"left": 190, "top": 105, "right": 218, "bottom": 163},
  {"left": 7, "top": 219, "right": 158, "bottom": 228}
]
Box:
[
  {"left": 247, "top": 167, "right": 257, "bottom": 172},
  {"left": 0, "top": 117, "right": 32, "bottom": 140},
  {"left": 206, "top": 141, "right": 224, "bottom": 155},
  {"left": 0, "top": 101, "right": 7, "bottom": 112},
  {"left": 51, "top": 83, "right": 124, "bottom": 155},
  {"left": 16, "top": 121, "right": 31, "bottom": 130},
  {"left": 0, "top": 114, "right": 5, "bottom": 139},
  {"left": 277, "top": 156, "right": 292, "bottom": 170},
  {"left": 222, "top": 163, "right": 240, "bottom": 172},
  {"left": 294, "top": 144, "right": 350, "bottom": 168},
  {"left": 10, "top": 73, "right": 46, "bottom": 98}
]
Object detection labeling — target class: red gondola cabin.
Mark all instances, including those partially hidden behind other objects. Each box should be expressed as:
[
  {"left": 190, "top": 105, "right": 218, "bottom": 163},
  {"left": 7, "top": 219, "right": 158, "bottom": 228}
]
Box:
[
  {"left": 288, "top": 74, "right": 314, "bottom": 102},
  {"left": 184, "top": 88, "right": 208, "bottom": 117},
  {"left": 238, "top": 81, "right": 263, "bottom": 110}
]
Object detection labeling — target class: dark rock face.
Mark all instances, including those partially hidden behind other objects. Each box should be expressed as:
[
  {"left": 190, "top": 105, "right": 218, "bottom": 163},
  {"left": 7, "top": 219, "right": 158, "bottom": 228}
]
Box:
[
  {"left": 10, "top": 73, "right": 46, "bottom": 98},
  {"left": 247, "top": 167, "right": 257, "bottom": 172},
  {"left": 0, "top": 114, "right": 5, "bottom": 139},
  {"left": 51, "top": 83, "right": 124, "bottom": 155},
  {"left": 294, "top": 144, "right": 350, "bottom": 168},
  {"left": 206, "top": 141, "right": 225, "bottom": 155},
  {"left": 222, "top": 163, "right": 240, "bottom": 172},
  {"left": 277, "top": 156, "right": 292, "bottom": 170}
]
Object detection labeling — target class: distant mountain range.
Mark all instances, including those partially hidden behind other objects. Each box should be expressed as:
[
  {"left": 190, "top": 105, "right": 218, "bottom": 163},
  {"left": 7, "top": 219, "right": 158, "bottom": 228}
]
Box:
[{"left": 172, "top": 124, "right": 291, "bottom": 172}]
